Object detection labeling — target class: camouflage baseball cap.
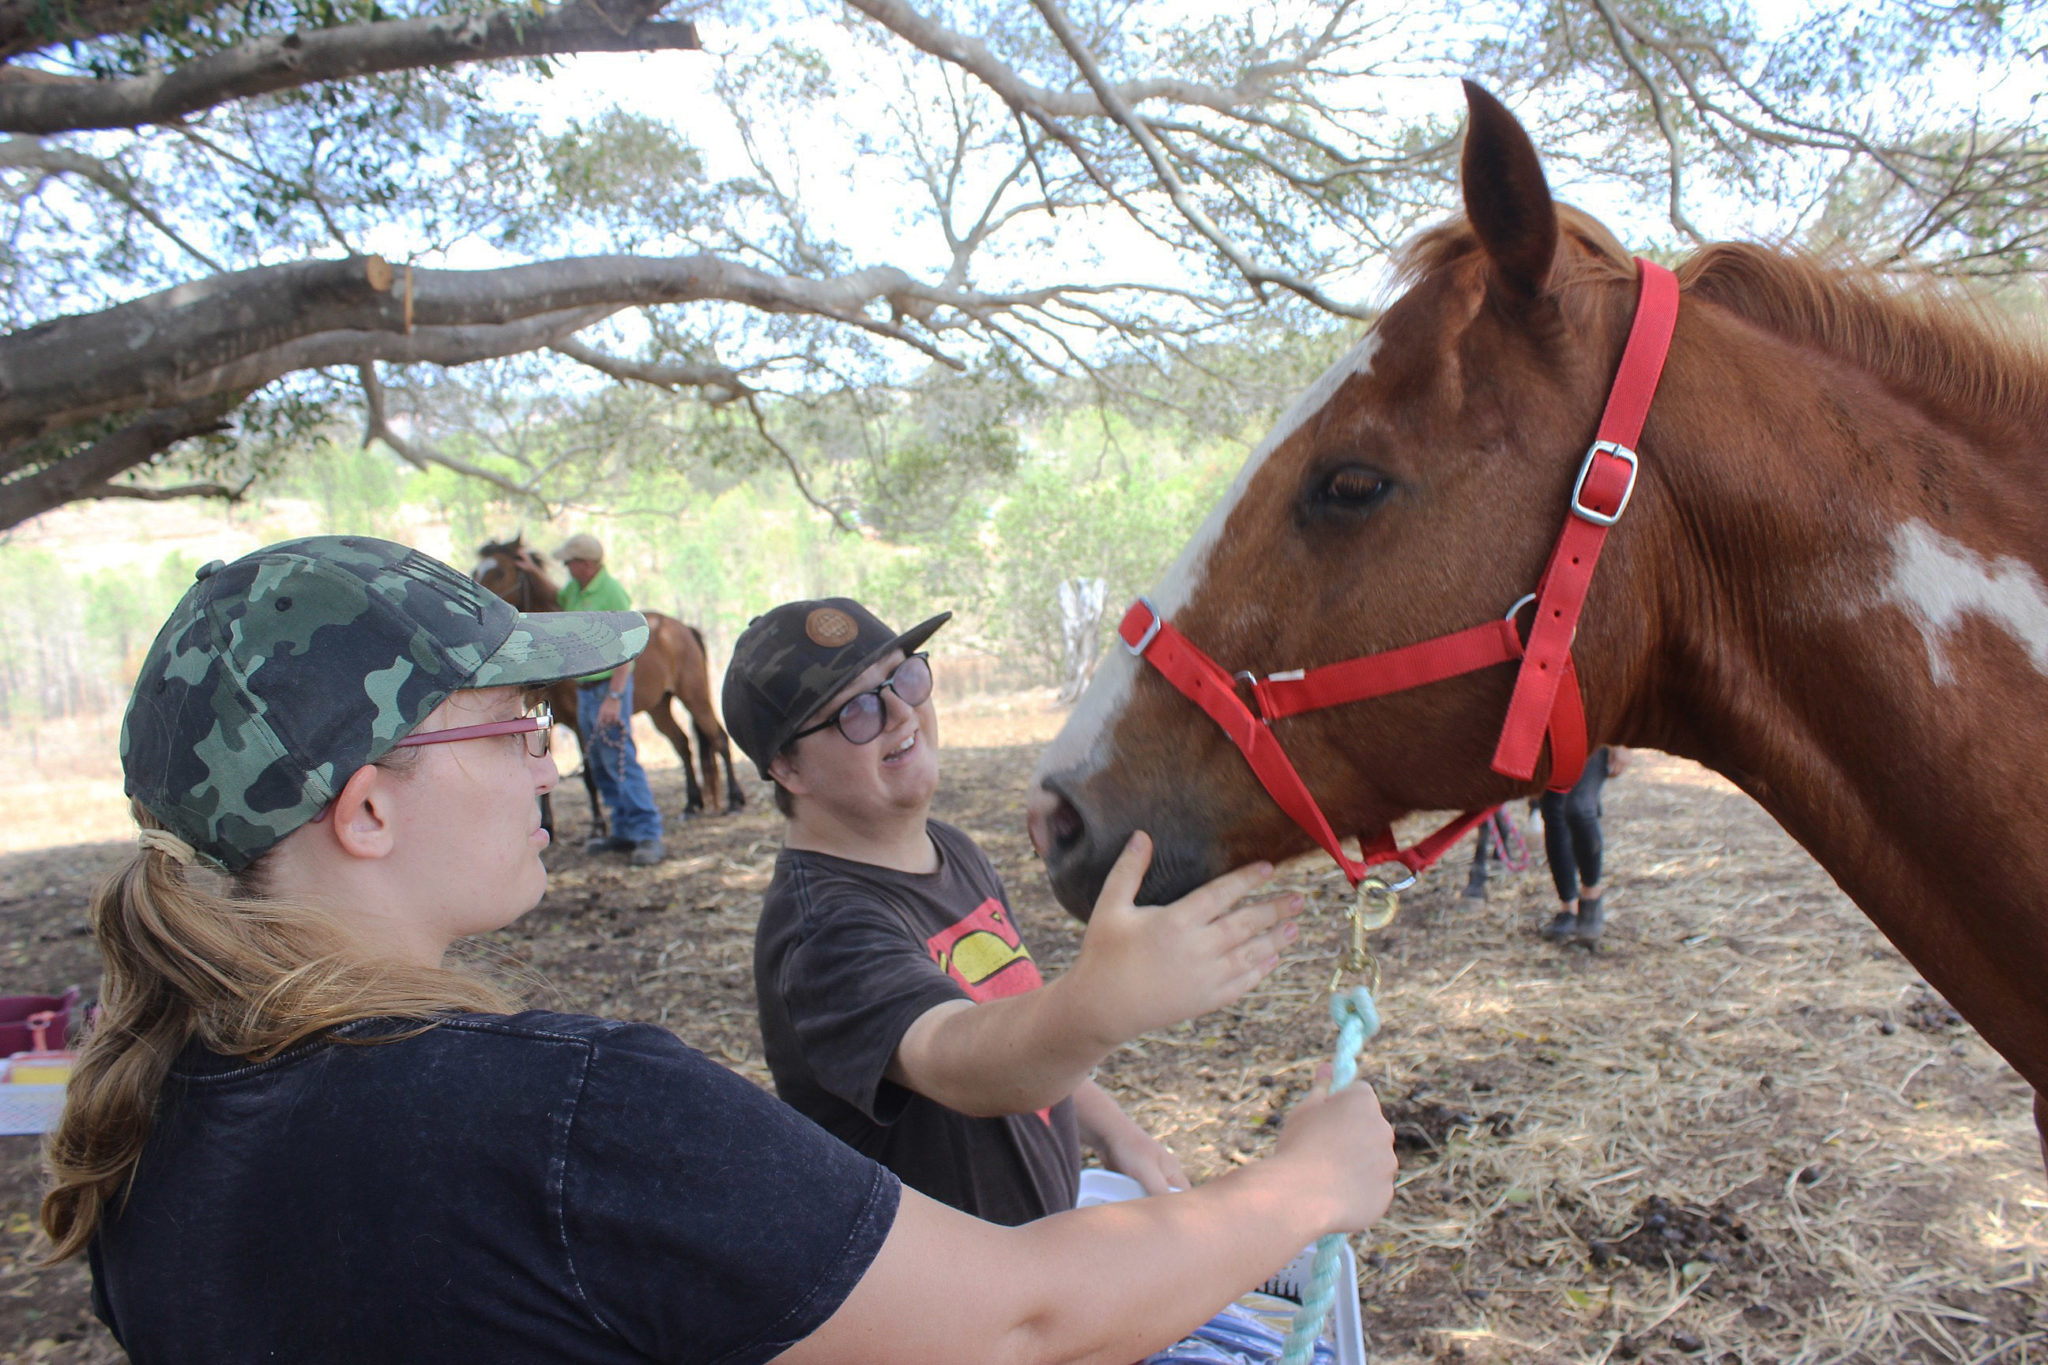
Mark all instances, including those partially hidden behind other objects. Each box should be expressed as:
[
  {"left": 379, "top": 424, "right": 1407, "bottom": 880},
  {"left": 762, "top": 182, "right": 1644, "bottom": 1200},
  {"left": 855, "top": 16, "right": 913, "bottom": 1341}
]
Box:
[
  {"left": 122, "top": 535, "right": 650, "bottom": 873},
  {"left": 721, "top": 598, "right": 950, "bottom": 778}
]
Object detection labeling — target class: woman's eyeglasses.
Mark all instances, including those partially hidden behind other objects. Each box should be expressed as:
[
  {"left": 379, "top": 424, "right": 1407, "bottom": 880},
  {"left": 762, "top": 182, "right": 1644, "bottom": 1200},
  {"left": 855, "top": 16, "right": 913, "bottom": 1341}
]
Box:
[
  {"left": 392, "top": 702, "right": 554, "bottom": 759},
  {"left": 791, "top": 654, "right": 933, "bottom": 746}
]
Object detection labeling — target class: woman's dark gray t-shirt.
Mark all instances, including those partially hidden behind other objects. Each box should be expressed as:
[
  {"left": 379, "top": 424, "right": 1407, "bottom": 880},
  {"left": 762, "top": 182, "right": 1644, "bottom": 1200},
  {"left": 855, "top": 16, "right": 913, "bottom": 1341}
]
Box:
[{"left": 90, "top": 1011, "right": 898, "bottom": 1364}]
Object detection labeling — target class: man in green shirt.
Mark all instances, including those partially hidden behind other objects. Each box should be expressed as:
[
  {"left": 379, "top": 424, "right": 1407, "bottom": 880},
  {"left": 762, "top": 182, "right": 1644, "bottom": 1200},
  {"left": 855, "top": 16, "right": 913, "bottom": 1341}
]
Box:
[{"left": 554, "top": 532, "right": 665, "bottom": 865}]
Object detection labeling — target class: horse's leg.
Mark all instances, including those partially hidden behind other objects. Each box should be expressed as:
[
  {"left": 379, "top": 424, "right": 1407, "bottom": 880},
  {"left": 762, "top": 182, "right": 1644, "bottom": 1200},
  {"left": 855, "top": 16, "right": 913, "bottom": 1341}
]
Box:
[
  {"left": 689, "top": 719, "right": 720, "bottom": 814},
  {"left": 680, "top": 698, "right": 743, "bottom": 814},
  {"left": 648, "top": 695, "right": 703, "bottom": 817},
  {"left": 583, "top": 762, "right": 606, "bottom": 838},
  {"left": 719, "top": 728, "right": 745, "bottom": 812},
  {"left": 1463, "top": 819, "right": 1493, "bottom": 900},
  {"left": 539, "top": 793, "right": 555, "bottom": 841},
  {"left": 2037, "top": 1091, "right": 2047, "bottom": 1178}
]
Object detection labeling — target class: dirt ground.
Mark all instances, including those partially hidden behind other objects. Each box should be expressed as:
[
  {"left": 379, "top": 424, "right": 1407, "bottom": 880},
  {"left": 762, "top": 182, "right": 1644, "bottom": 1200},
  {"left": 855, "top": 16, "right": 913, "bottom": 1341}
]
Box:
[{"left": 0, "top": 699, "right": 2041, "bottom": 1364}]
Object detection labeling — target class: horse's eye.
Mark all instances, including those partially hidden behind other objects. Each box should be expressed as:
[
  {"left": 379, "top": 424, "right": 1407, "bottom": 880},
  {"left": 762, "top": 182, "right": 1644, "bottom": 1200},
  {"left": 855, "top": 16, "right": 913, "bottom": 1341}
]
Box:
[{"left": 1320, "top": 466, "right": 1389, "bottom": 507}]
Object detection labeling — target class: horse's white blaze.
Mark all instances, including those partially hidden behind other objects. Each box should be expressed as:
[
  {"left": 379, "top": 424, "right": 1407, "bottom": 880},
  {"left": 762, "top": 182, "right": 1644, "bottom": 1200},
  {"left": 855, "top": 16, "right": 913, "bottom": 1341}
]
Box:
[
  {"left": 1035, "top": 332, "right": 1384, "bottom": 783},
  {"left": 1876, "top": 518, "right": 2048, "bottom": 686}
]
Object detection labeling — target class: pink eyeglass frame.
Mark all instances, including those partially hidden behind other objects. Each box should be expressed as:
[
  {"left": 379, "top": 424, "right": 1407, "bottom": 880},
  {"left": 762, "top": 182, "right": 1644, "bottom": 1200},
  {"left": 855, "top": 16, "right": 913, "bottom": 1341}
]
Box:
[
  {"left": 391, "top": 701, "right": 554, "bottom": 754},
  {"left": 310, "top": 704, "right": 554, "bottom": 824}
]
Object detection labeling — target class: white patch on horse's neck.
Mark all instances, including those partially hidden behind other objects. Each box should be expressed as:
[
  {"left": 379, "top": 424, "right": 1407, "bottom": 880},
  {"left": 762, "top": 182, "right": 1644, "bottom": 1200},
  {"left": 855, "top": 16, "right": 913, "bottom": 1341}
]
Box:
[
  {"left": 1876, "top": 518, "right": 2048, "bottom": 686},
  {"left": 1036, "top": 332, "right": 1383, "bottom": 780}
]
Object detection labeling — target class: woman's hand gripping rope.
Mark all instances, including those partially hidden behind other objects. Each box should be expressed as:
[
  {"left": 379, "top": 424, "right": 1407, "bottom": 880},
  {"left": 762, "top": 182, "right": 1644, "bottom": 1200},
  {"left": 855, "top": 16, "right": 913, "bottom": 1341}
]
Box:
[{"left": 1281, "top": 878, "right": 1394, "bottom": 1365}]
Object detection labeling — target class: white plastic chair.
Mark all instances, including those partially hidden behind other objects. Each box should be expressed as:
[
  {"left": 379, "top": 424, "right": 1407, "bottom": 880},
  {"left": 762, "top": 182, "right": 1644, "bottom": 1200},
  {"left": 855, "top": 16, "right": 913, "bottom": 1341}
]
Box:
[
  {"left": 0, "top": 1083, "right": 66, "bottom": 1135},
  {"left": 1076, "top": 1168, "right": 1367, "bottom": 1365}
]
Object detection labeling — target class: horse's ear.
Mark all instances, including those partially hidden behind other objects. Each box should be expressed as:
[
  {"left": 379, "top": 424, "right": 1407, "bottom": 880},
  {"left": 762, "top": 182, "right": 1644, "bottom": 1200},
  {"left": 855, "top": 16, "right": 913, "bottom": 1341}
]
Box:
[{"left": 1459, "top": 80, "right": 1558, "bottom": 300}]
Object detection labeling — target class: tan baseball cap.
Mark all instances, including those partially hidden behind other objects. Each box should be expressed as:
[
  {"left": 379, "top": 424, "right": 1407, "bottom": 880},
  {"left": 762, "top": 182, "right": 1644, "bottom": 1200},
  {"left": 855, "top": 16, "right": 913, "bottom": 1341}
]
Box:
[{"left": 554, "top": 532, "right": 604, "bottom": 564}]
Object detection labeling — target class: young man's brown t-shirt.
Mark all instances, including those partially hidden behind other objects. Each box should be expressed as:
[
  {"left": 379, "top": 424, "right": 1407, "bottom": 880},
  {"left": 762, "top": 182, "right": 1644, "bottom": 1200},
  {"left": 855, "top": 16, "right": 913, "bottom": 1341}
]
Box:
[{"left": 754, "top": 820, "right": 1082, "bottom": 1225}]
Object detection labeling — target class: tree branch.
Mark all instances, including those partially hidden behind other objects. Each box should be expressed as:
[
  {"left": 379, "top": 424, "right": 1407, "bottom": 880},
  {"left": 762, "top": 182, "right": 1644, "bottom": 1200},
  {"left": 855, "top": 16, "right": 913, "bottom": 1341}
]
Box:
[
  {"left": 358, "top": 362, "right": 548, "bottom": 507},
  {"left": 0, "top": 391, "right": 242, "bottom": 530},
  {"left": 0, "top": 0, "right": 156, "bottom": 59},
  {"left": 0, "top": 251, "right": 967, "bottom": 444},
  {"left": 0, "top": 134, "right": 225, "bottom": 270},
  {"left": 841, "top": 0, "right": 1295, "bottom": 122},
  {"left": 88, "top": 474, "right": 253, "bottom": 503},
  {"left": 1586, "top": 0, "right": 1709, "bottom": 244},
  {"left": 742, "top": 392, "right": 856, "bottom": 532},
  {"left": 165, "top": 308, "right": 619, "bottom": 423},
  {"left": 0, "top": 0, "right": 699, "bottom": 135},
  {"left": 1026, "top": 0, "right": 1371, "bottom": 318},
  {"left": 551, "top": 338, "right": 754, "bottom": 402}
]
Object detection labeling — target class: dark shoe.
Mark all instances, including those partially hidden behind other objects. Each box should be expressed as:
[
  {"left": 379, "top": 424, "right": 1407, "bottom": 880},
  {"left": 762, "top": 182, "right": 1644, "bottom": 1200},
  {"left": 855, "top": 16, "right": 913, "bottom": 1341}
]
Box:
[
  {"left": 1542, "top": 908, "right": 1579, "bottom": 941},
  {"left": 1573, "top": 895, "right": 1606, "bottom": 946},
  {"left": 628, "top": 838, "right": 667, "bottom": 867},
  {"left": 583, "top": 834, "right": 631, "bottom": 855}
]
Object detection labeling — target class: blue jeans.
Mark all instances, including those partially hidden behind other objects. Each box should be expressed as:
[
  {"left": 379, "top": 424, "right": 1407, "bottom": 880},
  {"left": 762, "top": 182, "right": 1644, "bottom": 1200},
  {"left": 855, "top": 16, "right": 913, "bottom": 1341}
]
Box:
[{"left": 576, "top": 678, "right": 663, "bottom": 843}]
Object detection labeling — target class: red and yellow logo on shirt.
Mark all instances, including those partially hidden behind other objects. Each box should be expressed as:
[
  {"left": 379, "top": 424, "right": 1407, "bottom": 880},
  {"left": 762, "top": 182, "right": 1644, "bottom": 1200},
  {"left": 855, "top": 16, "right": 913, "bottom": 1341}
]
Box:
[{"left": 926, "top": 899, "right": 1041, "bottom": 1001}]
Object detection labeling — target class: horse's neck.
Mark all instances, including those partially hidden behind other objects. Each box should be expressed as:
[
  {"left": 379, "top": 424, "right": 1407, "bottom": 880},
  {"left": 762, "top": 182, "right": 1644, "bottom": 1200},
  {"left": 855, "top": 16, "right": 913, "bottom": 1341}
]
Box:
[
  {"left": 1628, "top": 312, "right": 2048, "bottom": 1094},
  {"left": 523, "top": 569, "right": 560, "bottom": 611}
]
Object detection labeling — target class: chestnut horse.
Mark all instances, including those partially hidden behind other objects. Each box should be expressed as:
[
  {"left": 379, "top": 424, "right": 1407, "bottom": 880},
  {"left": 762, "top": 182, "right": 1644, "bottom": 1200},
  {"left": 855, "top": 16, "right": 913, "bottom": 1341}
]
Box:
[
  {"left": 1029, "top": 83, "right": 2048, "bottom": 1168},
  {"left": 474, "top": 538, "right": 745, "bottom": 824}
]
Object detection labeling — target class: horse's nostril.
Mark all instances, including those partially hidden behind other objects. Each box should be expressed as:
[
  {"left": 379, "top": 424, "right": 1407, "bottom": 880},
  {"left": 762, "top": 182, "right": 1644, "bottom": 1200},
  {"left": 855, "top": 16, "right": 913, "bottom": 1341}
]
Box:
[
  {"left": 1026, "top": 785, "right": 1088, "bottom": 860},
  {"left": 1048, "top": 796, "right": 1083, "bottom": 849}
]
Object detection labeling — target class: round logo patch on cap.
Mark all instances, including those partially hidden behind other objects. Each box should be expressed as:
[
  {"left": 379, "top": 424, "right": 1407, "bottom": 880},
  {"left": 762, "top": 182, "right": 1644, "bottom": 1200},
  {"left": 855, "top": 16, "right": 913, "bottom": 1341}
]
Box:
[{"left": 805, "top": 608, "right": 859, "bottom": 648}]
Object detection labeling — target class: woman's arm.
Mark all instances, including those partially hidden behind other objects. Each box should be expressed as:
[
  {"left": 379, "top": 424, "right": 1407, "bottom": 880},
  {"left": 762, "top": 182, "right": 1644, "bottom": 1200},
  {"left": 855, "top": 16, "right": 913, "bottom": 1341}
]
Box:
[{"left": 776, "top": 1076, "right": 1396, "bottom": 1365}]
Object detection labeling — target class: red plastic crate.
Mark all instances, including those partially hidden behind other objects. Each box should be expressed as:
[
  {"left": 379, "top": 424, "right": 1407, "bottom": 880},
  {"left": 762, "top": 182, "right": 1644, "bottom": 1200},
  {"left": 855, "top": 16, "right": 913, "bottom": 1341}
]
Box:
[{"left": 0, "top": 986, "right": 80, "bottom": 1055}]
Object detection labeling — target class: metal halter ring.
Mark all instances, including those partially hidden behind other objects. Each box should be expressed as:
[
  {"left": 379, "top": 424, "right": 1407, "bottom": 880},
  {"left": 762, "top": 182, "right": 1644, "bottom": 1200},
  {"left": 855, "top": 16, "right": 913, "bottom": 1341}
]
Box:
[
  {"left": 1360, "top": 861, "right": 1417, "bottom": 895},
  {"left": 1352, "top": 876, "right": 1403, "bottom": 932},
  {"left": 1504, "top": 592, "right": 1537, "bottom": 624}
]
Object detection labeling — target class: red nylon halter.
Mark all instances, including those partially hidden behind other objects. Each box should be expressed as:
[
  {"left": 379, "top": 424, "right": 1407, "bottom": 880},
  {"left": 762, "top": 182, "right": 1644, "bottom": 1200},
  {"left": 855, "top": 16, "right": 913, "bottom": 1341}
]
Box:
[{"left": 1119, "top": 258, "right": 1679, "bottom": 888}]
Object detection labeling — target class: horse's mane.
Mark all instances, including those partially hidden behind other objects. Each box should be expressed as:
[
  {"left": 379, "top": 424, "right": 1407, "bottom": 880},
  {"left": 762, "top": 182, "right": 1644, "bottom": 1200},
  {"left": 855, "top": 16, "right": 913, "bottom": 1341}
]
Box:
[
  {"left": 1400, "top": 207, "right": 2048, "bottom": 430},
  {"left": 478, "top": 536, "right": 544, "bottom": 565}
]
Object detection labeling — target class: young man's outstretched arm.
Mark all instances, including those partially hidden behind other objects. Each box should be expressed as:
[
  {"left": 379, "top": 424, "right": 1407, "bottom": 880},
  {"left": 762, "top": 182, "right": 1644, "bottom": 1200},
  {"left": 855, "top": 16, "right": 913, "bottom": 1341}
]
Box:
[{"left": 888, "top": 834, "right": 1299, "bottom": 1124}]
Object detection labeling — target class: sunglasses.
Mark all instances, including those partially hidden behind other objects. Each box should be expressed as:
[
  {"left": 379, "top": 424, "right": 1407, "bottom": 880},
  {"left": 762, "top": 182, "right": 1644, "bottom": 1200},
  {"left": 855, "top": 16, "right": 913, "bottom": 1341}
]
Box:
[
  {"left": 392, "top": 702, "right": 554, "bottom": 760},
  {"left": 791, "top": 654, "right": 933, "bottom": 746}
]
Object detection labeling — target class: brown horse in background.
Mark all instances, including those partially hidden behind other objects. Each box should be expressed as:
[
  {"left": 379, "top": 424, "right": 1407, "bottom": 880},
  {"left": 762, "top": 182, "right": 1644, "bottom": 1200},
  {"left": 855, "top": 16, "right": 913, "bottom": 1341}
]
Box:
[
  {"left": 1030, "top": 83, "right": 2048, "bottom": 1169},
  {"left": 475, "top": 537, "right": 745, "bottom": 827}
]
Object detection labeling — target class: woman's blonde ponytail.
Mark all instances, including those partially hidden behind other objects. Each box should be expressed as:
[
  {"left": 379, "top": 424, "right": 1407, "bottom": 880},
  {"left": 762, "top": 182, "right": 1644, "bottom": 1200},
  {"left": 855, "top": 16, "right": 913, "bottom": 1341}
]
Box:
[{"left": 41, "top": 805, "right": 513, "bottom": 1262}]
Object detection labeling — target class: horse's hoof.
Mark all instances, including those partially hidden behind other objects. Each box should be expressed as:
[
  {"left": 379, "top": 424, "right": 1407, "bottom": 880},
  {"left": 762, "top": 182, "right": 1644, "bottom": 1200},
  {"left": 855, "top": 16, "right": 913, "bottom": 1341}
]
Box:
[
  {"left": 1461, "top": 881, "right": 1488, "bottom": 902},
  {"left": 1541, "top": 910, "right": 1578, "bottom": 940}
]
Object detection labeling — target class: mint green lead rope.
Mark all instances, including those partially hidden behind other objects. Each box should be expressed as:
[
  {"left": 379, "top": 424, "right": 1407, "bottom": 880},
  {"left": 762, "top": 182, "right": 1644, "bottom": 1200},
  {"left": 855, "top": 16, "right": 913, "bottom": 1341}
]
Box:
[{"left": 1277, "top": 984, "right": 1380, "bottom": 1365}]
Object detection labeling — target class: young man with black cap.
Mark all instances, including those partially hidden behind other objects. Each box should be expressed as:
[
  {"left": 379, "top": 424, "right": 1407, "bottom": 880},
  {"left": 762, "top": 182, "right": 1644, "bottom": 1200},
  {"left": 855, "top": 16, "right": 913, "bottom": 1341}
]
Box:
[{"left": 724, "top": 598, "right": 1306, "bottom": 1225}]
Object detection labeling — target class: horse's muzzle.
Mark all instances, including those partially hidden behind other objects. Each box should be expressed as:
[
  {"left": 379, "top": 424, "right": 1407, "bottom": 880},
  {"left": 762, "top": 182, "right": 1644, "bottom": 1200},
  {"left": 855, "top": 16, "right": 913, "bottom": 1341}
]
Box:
[{"left": 1028, "top": 774, "right": 1224, "bottom": 919}]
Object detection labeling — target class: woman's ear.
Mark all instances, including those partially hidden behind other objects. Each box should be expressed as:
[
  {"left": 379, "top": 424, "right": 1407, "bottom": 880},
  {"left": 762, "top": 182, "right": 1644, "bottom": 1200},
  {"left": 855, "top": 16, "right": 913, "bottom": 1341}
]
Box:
[{"left": 328, "top": 762, "right": 399, "bottom": 861}]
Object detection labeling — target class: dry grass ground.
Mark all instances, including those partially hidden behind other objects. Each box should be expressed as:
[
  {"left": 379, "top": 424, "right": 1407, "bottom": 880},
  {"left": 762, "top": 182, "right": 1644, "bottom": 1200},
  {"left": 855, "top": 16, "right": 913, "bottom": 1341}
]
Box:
[{"left": 0, "top": 695, "right": 2039, "bottom": 1364}]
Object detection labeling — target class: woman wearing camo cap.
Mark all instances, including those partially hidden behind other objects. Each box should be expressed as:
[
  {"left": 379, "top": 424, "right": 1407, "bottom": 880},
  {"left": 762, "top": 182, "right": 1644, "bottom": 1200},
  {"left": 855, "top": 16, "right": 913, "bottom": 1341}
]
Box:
[{"left": 41, "top": 534, "right": 1397, "bottom": 1365}]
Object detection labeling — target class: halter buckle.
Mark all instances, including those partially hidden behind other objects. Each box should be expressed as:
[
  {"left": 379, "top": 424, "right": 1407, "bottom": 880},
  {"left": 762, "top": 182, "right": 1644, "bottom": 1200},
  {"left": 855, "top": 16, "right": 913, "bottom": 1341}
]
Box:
[
  {"left": 1571, "top": 440, "right": 1638, "bottom": 527},
  {"left": 1123, "top": 597, "right": 1163, "bottom": 656}
]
